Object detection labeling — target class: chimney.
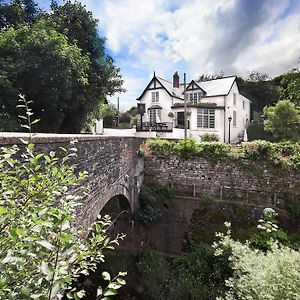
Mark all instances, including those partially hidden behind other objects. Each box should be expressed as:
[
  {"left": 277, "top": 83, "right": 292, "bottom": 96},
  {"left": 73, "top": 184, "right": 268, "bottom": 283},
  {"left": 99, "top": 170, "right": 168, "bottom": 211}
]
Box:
[{"left": 173, "top": 71, "right": 179, "bottom": 88}]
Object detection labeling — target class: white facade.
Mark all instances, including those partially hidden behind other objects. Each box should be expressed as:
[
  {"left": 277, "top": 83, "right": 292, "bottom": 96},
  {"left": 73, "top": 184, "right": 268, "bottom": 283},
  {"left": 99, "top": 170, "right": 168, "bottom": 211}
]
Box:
[{"left": 136, "top": 73, "right": 251, "bottom": 143}]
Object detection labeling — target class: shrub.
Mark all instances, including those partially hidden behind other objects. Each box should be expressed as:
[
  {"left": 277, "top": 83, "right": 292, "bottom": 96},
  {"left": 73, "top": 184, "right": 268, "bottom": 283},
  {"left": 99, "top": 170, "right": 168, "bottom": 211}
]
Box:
[
  {"left": 198, "top": 142, "right": 230, "bottom": 160},
  {"left": 0, "top": 96, "right": 126, "bottom": 299},
  {"left": 147, "top": 138, "right": 175, "bottom": 156},
  {"left": 134, "top": 185, "right": 162, "bottom": 225},
  {"left": 214, "top": 223, "right": 300, "bottom": 300},
  {"left": 201, "top": 133, "right": 219, "bottom": 142},
  {"left": 174, "top": 138, "right": 198, "bottom": 158}
]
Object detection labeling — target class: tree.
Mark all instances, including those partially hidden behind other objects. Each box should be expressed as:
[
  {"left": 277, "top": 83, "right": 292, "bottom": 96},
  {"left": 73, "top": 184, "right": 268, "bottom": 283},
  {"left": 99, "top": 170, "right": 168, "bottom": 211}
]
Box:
[
  {"left": 0, "top": 97, "right": 126, "bottom": 299},
  {"left": 281, "top": 77, "right": 300, "bottom": 106},
  {"left": 0, "top": 0, "right": 124, "bottom": 133},
  {"left": 0, "top": 0, "right": 40, "bottom": 30},
  {"left": 263, "top": 100, "right": 300, "bottom": 142},
  {"left": 236, "top": 74, "right": 280, "bottom": 115},
  {"left": 0, "top": 19, "right": 90, "bottom": 132},
  {"left": 49, "top": 1, "right": 124, "bottom": 132}
]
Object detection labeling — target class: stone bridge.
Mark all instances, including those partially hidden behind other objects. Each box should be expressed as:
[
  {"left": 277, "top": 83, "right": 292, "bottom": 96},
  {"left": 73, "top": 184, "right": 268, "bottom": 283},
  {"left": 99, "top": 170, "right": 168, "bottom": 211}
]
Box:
[{"left": 0, "top": 134, "right": 144, "bottom": 230}]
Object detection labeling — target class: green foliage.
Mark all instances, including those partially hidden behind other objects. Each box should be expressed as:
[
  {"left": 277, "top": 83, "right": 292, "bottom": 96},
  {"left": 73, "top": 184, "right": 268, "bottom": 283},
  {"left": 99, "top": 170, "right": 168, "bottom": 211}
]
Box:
[
  {"left": 134, "top": 185, "right": 162, "bottom": 225},
  {"left": 174, "top": 138, "right": 199, "bottom": 158},
  {"left": 236, "top": 74, "right": 280, "bottom": 114},
  {"left": 197, "top": 142, "right": 230, "bottom": 160},
  {"left": 263, "top": 100, "right": 300, "bottom": 142},
  {"left": 136, "top": 250, "right": 171, "bottom": 300},
  {"left": 214, "top": 223, "right": 300, "bottom": 300},
  {"left": 147, "top": 138, "right": 176, "bottom": 156},
  {"left": 134, "top": 244, "right": 232, "bottom": 300},
  {"left": 247, "top": 120, "right": 275, "bottom": 141},
  {"left": 200, "top": 133, "right": 219, "bottom": 142},
  {"left": 147, "top": 138, "right": 300, "bottom": 170},
  {"left": 0, "top": 97, "right": 126, "bottom": 299},
  {"left": 0, "top": 0, "right": 123, "bottom": 133},
  {"left": 0, "top": 18, "right": 90, "bottom": 132},
  {"left": 249, "top": 208, "right": 290, "bottom": 251}
]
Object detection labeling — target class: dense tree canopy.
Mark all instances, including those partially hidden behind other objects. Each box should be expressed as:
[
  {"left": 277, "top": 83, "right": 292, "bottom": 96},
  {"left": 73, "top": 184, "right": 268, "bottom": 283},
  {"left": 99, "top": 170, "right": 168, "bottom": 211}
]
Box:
[
  {"left": 263, "top": 100, "right": 300, "bottom": 142},
  {"left": 0, "top": 0, "right": 124, "bottom": 133}
]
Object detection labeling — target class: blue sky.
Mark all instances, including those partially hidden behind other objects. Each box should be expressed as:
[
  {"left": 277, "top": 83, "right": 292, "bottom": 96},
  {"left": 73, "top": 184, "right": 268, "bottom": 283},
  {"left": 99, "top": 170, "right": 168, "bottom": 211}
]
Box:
[{"left": 30, "top": 1, "right": 300, "bottom": 109}]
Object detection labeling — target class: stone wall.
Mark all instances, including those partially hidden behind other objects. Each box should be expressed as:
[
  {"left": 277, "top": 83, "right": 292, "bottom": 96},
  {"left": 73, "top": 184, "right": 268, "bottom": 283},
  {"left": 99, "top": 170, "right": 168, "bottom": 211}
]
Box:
[
  {"left": 0, "top": 134, "right": 144, "bottom": 229},
  {"left": 144, "top": 154, "right": 300, "bottom": 208}
]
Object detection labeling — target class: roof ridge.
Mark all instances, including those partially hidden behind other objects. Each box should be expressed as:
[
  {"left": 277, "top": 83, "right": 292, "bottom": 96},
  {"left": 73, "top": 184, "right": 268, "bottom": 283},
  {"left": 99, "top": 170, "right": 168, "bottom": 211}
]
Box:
[
  {"left": 197, "top": 75, "right": 236, "bottom": 82},
  {"left": 156, "top": 76, "right": 173, "bottom": 84}
]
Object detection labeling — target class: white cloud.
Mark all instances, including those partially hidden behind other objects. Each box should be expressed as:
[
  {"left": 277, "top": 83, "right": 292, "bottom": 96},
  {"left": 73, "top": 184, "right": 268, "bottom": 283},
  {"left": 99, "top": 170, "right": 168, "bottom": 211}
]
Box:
[{"left": 80, "top": 0, "right": 300, "bottom": 109}]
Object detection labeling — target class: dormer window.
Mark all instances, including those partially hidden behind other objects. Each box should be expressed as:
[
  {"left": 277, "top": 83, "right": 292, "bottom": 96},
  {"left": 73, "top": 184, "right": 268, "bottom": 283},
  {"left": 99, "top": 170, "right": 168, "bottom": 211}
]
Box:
[
  {"left": 152, "top": 91, "right": 159, "bottom": 102},
  {"left": 188, "top": 92, "right": 202, "bottom": 105}
]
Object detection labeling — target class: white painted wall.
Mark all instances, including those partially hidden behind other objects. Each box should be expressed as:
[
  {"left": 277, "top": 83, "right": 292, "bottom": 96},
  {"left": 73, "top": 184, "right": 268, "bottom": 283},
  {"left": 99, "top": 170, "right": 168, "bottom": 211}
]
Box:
[
  {"left": 139, "top": 81, "right": 178, "bottom": 123},
  {"left": 224, "top": 82, "right": 250, "bottom": 143},
  {"left": 137, "top": 78, "right": 251, "bottom": 143}
]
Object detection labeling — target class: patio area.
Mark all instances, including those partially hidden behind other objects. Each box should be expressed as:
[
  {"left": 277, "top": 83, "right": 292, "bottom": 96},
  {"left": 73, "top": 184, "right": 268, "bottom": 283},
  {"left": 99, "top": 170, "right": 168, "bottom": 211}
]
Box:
[{"left": 136, "top": 122, "right": 173, "bottom": 132}]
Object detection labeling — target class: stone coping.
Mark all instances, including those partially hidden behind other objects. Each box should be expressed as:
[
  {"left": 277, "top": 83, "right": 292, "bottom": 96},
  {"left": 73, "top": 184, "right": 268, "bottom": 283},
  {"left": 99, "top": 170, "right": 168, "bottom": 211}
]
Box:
[{"left": 0, "top": 132, "right": 139, "bottom": 145}]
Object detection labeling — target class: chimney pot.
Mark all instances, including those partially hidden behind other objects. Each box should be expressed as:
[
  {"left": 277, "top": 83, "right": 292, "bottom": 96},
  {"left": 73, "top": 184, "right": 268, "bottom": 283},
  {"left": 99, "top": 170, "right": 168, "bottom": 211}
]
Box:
[{"left": 173, "top": 71, "right": 179, "bottom": 88}]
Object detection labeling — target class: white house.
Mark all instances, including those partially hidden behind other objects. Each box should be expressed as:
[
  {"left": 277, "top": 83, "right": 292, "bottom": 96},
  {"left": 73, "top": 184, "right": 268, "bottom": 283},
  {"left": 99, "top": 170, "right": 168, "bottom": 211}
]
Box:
[{"left": 136, "top": 72, "right": 251, "bottom": 143}]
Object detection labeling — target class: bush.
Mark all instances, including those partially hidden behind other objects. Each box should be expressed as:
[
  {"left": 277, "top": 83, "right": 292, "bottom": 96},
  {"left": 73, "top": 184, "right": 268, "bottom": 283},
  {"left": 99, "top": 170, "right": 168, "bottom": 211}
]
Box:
[
  {"left": 201, "top": 133, "right": 219, "bottom": 142},
  {"left": 146, "top": 139, "right": 300, "bottom": 169},
  {"left": 214, "top": 223, "right": 300, "bottom": 300},
  {"left": 0, "top": 97, "right": 126, "bottom": 299},
  {"left": 147, "top": 138, "right": 175, "bottom": 156},
  {"left": 134, "top": 185, "right": 162, "bottom": 225},
  {"left": 174, "top": 138, "right": 198, "bottom": 158},
  {"left": 197, "top": 142, "right": 230, "bottom": 160}
]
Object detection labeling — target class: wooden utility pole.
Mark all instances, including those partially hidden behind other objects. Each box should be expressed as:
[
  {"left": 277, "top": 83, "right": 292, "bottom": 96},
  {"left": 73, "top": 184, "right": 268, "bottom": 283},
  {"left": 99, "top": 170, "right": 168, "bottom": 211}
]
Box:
[
  {"left": 184, "top": 73, "right": 187, "bottom": 140},
  {"left": 116, "top": 97, "right": 120, "bottom": 127}
]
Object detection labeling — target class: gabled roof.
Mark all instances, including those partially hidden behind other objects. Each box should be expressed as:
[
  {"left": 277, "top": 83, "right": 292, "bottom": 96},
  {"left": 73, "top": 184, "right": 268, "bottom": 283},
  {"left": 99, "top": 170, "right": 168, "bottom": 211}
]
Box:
[
  {"left": 196, "top": 76, "right": 237, "bottom": 97},
  {"left": 185, "top": 80, "right": 206, "bottom": 94},
  {"left": 136, "top": 75, "right": 183, "bottom": 100},
  {"left": 137, "top": 74, "right": 237, "bottom": 101}
]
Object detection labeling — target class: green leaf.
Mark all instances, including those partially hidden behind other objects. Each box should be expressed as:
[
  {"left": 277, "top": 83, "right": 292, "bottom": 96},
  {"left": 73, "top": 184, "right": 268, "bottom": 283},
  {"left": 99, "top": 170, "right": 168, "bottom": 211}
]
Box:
[
  {"left": 0, "top": 206, "right": 8, "bottom": 215},
  {"left": 102, "top": 271, "right": 111, "bottom": 281},
  {"left": 27, "top": 143, "right": 34, "bottom": 152},
  {"left": 103, "top": 288, "right": 117, "bottom": 296},
  {"left": 116, "top": 278, "right": 126, "bottom": 285},
  {"left": 31, "top": 119, "right": 40, "bottom": 125},
  {"left": 97, "top": 286, "right": 103, "bottom": 297},
  {"left": 37, "top": 240, "right": 55, "bottom": 251}
]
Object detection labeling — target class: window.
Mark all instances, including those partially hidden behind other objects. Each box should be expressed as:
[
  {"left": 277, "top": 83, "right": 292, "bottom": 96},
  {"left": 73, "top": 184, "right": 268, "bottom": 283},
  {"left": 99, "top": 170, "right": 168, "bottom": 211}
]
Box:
[
  {"left": 233, "top": 93, "right": 237, "bottom": 105},
  {"left": 243, "top": 100, "right": 245, "bottom": 110},
  {"left": 233, "top": 111, "right": 237, "bottom": 126},
  {"left": 177, "top": 112, "right": 185, "bottom": 128},
  {"left": 188, "top": 92, "right": 202, "bottom": 105},
  {"left": 151, "top": 91, "right": 159, "bottom": 102},
  {"left": 149, "top": 109, "right": 161, "bottom": 123},
  {"left": 197, "top": 108, "right": 215, "bottom": 128}
]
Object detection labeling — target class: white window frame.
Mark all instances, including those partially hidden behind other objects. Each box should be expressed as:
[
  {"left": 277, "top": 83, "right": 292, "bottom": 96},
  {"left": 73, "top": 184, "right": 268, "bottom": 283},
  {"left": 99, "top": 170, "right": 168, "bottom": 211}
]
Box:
[
  {"left": 233, "top": 110, "right": 237, "bottom": 127},
  {"left": 243, "top": 100, "right": 245, "bottom": 110},
  {"left": 151, "top": 91, "right": 159, "bottom": 103},
  {"left": 197, "top": 108, "right": 215, "bottom": 128},
  {"left": 149, "top": 109, "right": 161, "bottom": 123},
  {"left": 233, "top": 93, "right": 237, "bottom": 106}
]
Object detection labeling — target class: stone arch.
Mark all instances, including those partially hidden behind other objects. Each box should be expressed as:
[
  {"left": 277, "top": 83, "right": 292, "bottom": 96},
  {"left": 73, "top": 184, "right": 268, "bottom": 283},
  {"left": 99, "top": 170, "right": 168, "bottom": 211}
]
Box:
[{"left": 81, "top": 183, "right": 134, "bottom": 231}]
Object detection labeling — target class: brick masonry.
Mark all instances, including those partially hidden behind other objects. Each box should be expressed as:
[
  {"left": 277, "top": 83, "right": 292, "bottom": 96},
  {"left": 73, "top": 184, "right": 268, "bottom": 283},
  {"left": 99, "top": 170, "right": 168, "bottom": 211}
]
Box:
[{"left": 0, "top": 134, "right": 144, "bottom": 229}]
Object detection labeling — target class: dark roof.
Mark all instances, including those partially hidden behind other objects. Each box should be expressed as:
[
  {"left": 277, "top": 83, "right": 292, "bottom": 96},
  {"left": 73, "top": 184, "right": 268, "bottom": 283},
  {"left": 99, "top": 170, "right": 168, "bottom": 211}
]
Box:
[{"left": 148, "top": 105, "right": 162, "bottom": 110}]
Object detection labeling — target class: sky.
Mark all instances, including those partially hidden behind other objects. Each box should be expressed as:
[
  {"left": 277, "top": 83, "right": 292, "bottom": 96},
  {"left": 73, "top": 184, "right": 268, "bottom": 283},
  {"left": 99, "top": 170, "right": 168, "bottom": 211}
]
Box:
[{"left": 36, "top": 0, "right": 300, "bottom": 110}]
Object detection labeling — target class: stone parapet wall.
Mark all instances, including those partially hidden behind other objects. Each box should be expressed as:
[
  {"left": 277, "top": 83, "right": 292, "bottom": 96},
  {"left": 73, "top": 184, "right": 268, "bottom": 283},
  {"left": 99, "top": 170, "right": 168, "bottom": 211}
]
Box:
[
  {"left": 145, "top": 155, "right": 300, "bottom": 207},
  {"left": 0, "top": 134, "right": 144, "bottom": 228}
]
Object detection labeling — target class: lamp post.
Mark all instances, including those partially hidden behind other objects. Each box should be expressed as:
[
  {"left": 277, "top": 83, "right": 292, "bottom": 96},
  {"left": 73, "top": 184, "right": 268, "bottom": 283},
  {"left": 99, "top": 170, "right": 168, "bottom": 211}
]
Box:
[{"left": 228, "top": 116, "right": 232, "bottom": 143}]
